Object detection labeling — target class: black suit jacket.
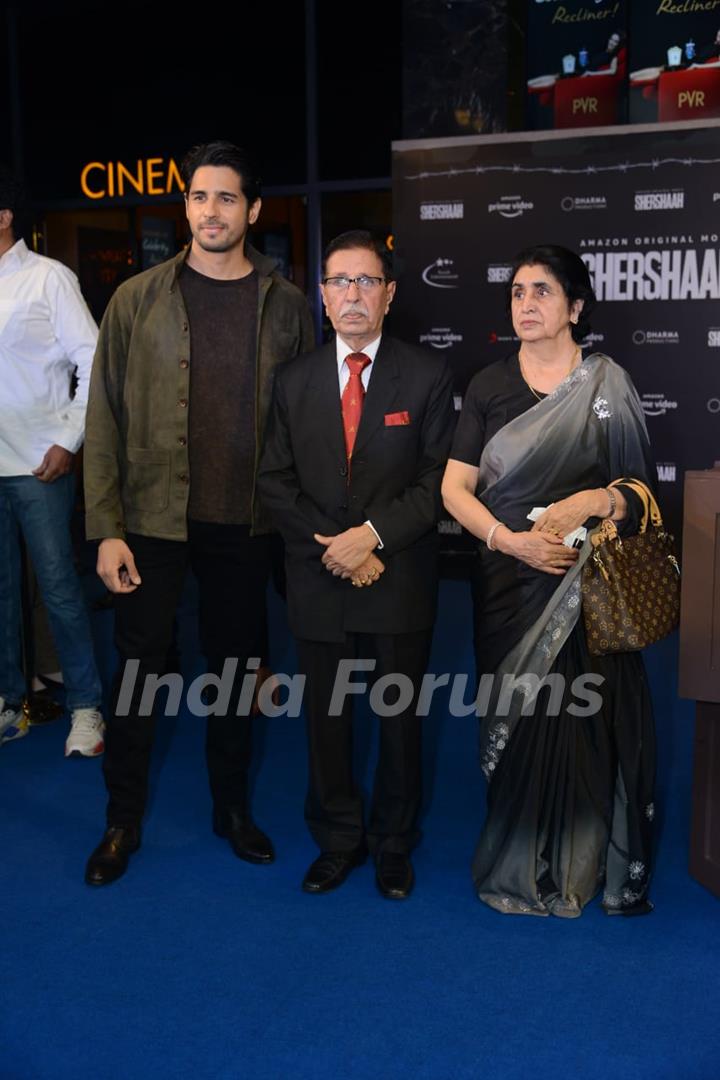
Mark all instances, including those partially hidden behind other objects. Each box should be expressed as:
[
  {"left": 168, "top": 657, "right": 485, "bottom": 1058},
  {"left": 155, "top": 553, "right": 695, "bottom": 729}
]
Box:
[{"left": 257, "top": 336, "right": 456, "bottom": 643}]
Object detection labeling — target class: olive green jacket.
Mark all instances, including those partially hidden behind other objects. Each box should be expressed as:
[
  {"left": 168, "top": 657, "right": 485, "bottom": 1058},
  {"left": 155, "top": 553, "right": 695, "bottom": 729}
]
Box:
[{"left": 84, "top": 245, "right": 315, "bottom": 541}]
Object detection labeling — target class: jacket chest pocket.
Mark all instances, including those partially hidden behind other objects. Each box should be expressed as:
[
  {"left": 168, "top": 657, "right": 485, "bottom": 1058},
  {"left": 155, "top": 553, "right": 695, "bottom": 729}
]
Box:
[
  {"left": 124, "top": 447, "right": 171, "bottom": 512},
  {"left": 381, "top": 422, "right": 416, "bottom": 452}
]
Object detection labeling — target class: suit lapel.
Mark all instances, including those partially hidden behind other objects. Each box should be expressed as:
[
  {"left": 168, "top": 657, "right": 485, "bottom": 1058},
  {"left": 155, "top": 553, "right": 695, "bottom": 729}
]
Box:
[
  {"left": 308, "top": 342, "right": 346, "bottom": 462},
  {"left": 352, "top": 337, "right": 400, "bottom": 458}
]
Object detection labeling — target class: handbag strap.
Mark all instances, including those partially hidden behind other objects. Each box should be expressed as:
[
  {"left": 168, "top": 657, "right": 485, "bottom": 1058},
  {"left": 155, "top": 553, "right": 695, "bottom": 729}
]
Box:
[{"left": 608, "top": 478, "right": 663, "bottom": 533}]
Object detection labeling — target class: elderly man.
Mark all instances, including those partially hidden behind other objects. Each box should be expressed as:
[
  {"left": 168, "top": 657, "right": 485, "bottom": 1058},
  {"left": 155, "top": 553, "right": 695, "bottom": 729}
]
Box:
[
  {"left": 259, "top": 230, "right": 455, "bottom": 899},
  {"left": 0, "top": 167, "right": 103, "bottom": 757}
]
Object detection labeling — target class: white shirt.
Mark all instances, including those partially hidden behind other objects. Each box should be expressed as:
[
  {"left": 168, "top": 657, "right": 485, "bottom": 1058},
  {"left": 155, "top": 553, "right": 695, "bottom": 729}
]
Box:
[
  {"left": 335, "top": 334, "right": 383, "bottom": 549},
  {"left": 0, "top": 239, "right": 98, "bottom": 475},
  {"left": 335, "top": 334, "right": 381, "bottom": 394}
]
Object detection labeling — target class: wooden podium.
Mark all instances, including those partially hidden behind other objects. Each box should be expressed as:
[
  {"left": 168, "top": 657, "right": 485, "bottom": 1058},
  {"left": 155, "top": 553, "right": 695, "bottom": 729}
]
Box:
[{"left": 679, "top": 467, "right": 720, "bottom": 897}]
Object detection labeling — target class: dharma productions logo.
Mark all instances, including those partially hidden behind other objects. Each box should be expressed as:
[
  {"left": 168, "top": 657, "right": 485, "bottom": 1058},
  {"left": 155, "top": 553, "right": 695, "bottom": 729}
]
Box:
[
  {"left": 561, "top": 195, "right": 607, "bottom": 212},
  {"left": 632, "top": 330, "right": 679, "bottom": 346}
]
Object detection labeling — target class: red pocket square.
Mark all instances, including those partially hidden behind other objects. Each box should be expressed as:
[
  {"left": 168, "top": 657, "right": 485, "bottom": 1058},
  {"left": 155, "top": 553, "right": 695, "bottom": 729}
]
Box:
[{"left": 384, "top": 411, "right": 411, "bottom": 426}]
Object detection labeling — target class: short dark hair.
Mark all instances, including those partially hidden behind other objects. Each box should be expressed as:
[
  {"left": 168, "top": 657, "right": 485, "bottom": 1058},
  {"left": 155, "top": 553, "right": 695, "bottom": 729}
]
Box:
[
  {"left": 506, "top": 243, "right": 596, "bottom": 343},
  {"left": 322, "top": 230, "right": 394, "bottom": 281},
  {"left": 180, "top": 141, "right": 262, "bottom": 204},
  {"left": 0, "top": 166, "right": 24, "bottom": 234}
]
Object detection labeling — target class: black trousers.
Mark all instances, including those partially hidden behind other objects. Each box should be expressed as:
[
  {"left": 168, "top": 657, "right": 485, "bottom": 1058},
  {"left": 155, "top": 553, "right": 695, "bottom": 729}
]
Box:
[
  {"left": 103, "top": 522, "right": 271, "bottom": 827},
  {"left": 296, "top": 628, "right": 432, "bottom": 856}
]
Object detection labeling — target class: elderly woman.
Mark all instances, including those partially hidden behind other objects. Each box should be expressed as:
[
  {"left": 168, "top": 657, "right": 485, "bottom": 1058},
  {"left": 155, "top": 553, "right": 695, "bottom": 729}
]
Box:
[{"left": 442, "top": 245, "right": 656, "bottom": 917}]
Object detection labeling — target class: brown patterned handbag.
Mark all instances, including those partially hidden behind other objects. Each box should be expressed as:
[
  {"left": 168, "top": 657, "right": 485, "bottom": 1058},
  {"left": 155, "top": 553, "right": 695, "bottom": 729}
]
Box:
[{"left": 581, "top": 479, "right": 680, "bottom": 656}]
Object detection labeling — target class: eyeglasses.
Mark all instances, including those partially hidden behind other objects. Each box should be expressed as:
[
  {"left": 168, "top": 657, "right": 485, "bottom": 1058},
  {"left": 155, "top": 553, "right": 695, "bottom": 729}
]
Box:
[{"left": 322, "top": 275, "right": 385, "bottom": 292}]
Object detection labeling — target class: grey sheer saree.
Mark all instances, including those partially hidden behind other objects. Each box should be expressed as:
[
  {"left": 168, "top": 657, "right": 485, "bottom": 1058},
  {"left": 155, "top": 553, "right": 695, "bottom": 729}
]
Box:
[{"left": 463, "top": 354, "right": 656, "bottom": 917}]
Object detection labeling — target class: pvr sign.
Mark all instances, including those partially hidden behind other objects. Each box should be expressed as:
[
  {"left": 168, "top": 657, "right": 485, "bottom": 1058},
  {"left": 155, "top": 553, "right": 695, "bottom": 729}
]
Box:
[
  {"left": 678, "top": 91, "right": 706, "bottom": 110},
  {"left": 573, "top": 96, "right": 598, "bottom": 116},
  {"left": 80, "top": 158, "right": 184, "bottom": 200}
]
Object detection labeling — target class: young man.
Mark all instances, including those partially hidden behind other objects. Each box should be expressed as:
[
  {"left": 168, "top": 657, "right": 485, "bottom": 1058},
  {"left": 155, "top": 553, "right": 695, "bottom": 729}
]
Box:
[
  {"left": 83, "top": 141, "right": 315, "bottom": 885},
  {"left": 258, "top": 231, "right": 455, "bottom": 899},
  {"left": 0, "top": 167, "right": 104, "bottom": 757}
]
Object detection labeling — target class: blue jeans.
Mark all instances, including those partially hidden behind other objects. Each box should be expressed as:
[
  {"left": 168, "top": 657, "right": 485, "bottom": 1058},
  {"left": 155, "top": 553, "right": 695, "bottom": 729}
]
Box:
[{"left": 0, "top": 474, "right": 101, "bottom": 710}]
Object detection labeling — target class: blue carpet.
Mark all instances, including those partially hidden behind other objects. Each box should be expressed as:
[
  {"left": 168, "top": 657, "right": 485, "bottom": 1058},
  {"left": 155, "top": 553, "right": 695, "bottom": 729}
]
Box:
[{"left": 1, "top": 580, "right": 719, "bottom": 1080}]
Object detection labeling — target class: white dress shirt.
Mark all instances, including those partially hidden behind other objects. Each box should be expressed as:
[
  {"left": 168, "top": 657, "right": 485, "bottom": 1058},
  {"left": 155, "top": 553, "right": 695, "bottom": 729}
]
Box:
[
  {"left": 335, "top": 334, "right": 383, "bottom": 548},
  {"left": 0, "top": 239, "right": 98, "bottom": 475},
  {"left": 335, "top": 333, "right": 381, "bottom": 393}
]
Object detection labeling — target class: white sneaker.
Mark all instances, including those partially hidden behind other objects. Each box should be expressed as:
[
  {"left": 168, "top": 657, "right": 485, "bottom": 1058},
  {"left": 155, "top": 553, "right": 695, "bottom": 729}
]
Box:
[
  {"left": 0, "top": 697, "right": 29, "bottom": 746},
  {"left": 66, "top": 708, "right": 105, "bottom": 758}
]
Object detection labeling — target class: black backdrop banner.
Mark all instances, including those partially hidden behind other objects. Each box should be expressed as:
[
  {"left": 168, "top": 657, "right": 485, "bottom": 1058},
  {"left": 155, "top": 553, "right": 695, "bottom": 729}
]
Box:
[{"left": 391, "top": 119, "right": 720, "bottom": 552}]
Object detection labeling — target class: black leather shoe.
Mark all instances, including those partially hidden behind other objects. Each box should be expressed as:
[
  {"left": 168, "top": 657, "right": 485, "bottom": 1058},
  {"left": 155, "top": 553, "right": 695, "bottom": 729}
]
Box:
[
  {"left": 213, "top": 808, "right": 275, "bottom": 864},
  {"left": 375, "top": 852, "right": 414, "bottom": 899},
  {"left": 302, "top": 849, "right": 366, "bottom": 893},
  {"left": 85, "top": 826, "right": 141, "bottom": 886}
]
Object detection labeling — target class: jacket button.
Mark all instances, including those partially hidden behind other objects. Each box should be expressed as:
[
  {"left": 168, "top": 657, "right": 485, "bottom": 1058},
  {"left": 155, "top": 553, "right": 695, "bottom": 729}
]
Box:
[
  {"left": 178, "top": 436, "right": 187, "bottom": 446},
  {"left": 179, "top": 359, "right": 189, "bottom": 369},
  {"left": 178, "top": 398, "right": 188, "bottom": 408},
  {"left": 182, "top": 322, "right": 188, "bottom": 332},
  {"left": 339, "top": 465, "right": 348, "bottom": 477},
  {"left": 339, "top": 503, "right": 348, "bottom": 511},
  {"left": 177, "top": 473, "right": 189, "bottom": 483}
]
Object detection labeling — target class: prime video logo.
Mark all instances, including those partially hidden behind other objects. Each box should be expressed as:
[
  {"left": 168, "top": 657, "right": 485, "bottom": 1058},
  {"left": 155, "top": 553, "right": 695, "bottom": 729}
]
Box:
[
  {"left": 115, "top": 658, "right": 606, "bottom": 719},
  {"left": 488, "top": 195, "right": 534, "bottom": 219}
]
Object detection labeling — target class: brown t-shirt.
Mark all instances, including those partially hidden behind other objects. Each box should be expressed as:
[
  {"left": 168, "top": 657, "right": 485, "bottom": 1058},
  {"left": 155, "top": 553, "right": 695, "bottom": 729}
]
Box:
[{"left": 179, "top": 264, "right": 258, "bottom": 524}]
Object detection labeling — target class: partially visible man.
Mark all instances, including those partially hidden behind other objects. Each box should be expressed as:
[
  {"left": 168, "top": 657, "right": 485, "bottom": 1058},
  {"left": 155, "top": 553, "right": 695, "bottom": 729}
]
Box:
[
  {"left": 83, "top": 141, "right": 315, "bottom": 886},
  {"left": 258, "top": 231, "right": 455, "bottom": 899},
  {"left": 0, "top": 167, "right": 104, "bottom": 756}
]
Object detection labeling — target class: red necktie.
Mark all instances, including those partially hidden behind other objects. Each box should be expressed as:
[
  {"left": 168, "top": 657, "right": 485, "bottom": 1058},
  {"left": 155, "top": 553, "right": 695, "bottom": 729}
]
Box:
[{"left": 341, "top": 351, "right": 372, "bottom": 461}]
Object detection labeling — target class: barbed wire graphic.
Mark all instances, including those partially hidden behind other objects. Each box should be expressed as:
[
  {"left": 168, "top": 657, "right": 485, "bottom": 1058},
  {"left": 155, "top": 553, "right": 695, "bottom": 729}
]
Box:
[{"left": 405, "top": 158, "right": 720, "bottom": 181}]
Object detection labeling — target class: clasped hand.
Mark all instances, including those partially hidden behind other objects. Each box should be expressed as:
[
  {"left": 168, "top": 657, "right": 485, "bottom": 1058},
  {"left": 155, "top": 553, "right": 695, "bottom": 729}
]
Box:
[
  {"left": 348, "top": 553, "right": 385, "bottom": 587},
  {"left": 314, "top": 524, "right": 378, "bottom": 575},
  {"left": 314, "top": 525, "right": 384, "bottom": 585}
]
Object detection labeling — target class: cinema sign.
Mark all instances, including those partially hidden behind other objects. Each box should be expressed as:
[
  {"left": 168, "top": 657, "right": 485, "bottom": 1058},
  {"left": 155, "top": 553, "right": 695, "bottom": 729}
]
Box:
[{"left": 80, "top": 157, "right": 184, "bottom": 200}]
